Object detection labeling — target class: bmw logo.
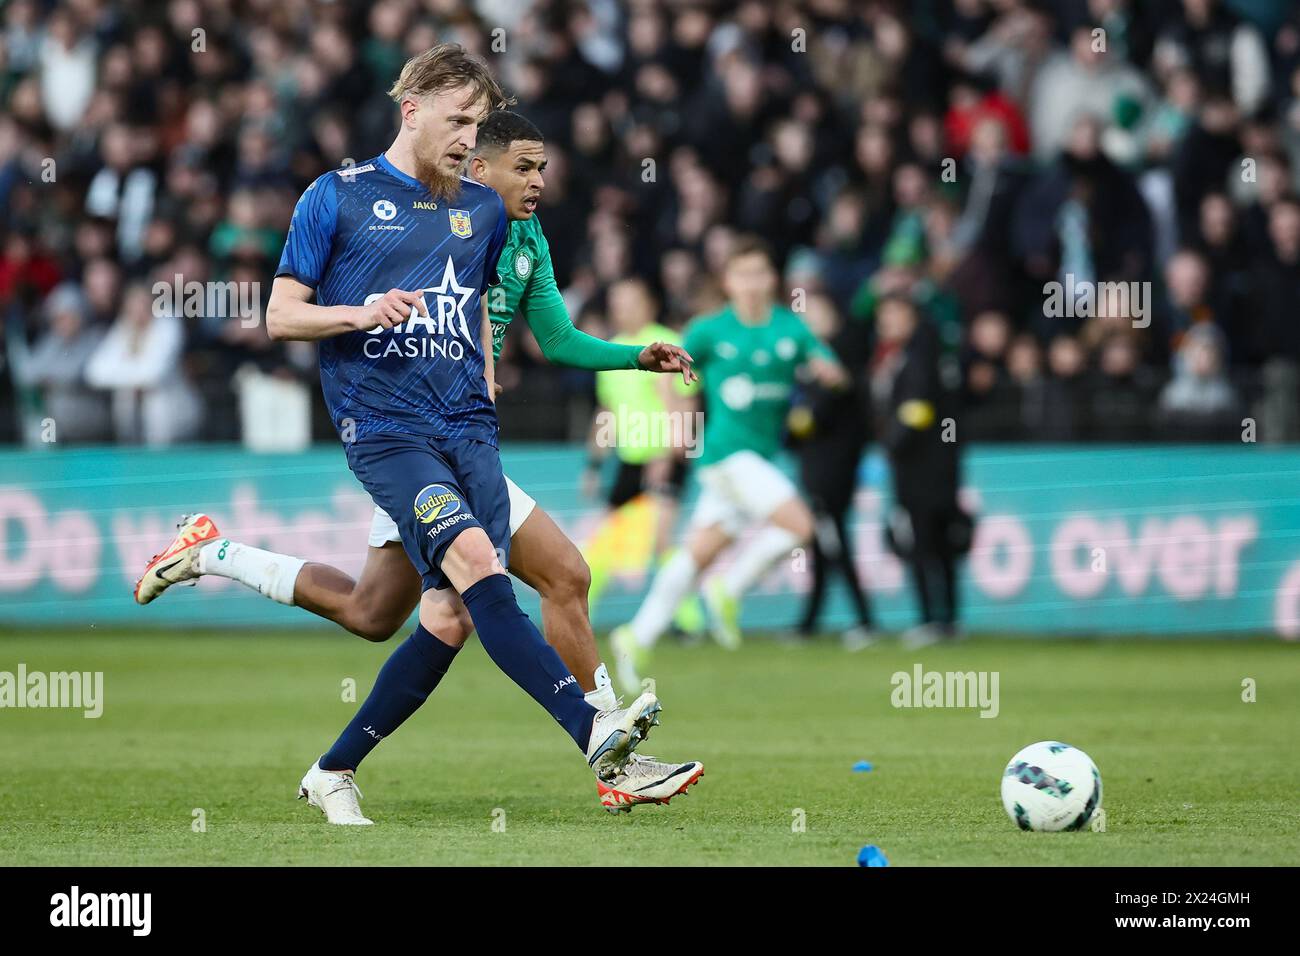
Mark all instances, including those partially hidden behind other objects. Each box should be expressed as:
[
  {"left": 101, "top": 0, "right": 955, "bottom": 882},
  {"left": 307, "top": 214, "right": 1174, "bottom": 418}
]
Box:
[{"left": 373, "top": 199, "right": 397, "bottom": 221}]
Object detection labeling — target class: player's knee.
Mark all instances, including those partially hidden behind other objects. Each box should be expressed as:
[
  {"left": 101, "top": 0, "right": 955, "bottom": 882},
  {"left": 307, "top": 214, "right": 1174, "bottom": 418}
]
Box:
[
  {"left": 421, "top": 602, "right": 473, "bottom": 646},
  {"left": 343, "top": 595, "right": 409, "bottom": 643},
  {"left": 344, "top": 609, "right": 405, "bottom": 643},
  {"left": 775, "top": 501, "right": 815, "bottom": 544},
  {"left": 444, "top": 530, "right": 507, "bottom": 588},
  {"left": 539, "top": 546, "right": 591, "bottom": 604},
  {"left": 350, "top": 620, "right": 399, "bottom": 643}
]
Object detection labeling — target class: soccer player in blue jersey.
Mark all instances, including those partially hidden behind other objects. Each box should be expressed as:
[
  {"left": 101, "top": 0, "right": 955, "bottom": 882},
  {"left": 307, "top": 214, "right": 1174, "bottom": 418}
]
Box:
[
  {"left": 239, "top": 45, "right": 660, "bottom": 824},
  {"left": 136, "top": 109, "right": 704, "bottom": 814}
]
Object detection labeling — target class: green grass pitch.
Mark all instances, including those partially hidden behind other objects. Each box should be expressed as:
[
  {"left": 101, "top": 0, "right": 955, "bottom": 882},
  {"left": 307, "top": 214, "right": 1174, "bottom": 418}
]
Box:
[{"left": 1, "top": 629, "right": 1296, "bottom": 866}]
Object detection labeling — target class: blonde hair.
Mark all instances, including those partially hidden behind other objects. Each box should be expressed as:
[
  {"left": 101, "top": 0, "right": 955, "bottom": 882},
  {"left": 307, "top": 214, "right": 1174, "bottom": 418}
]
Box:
[{"left": 387, "top": 42, "right": 512, "bottom": 110}]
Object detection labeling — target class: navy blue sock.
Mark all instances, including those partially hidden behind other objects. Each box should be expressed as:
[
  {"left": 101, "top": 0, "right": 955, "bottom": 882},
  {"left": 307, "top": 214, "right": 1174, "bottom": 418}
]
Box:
[
  {"left": 461, "top": 573, "right": 595, "bottom": 752},
  {"left": 319, "top": 624, "right": 459, "bottom": 772}
]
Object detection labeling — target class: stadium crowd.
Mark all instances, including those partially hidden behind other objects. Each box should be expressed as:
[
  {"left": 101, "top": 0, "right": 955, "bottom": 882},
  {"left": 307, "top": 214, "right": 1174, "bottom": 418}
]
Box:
[{"left": 2, "top": 0, "right": 1300, "bottom": 446}]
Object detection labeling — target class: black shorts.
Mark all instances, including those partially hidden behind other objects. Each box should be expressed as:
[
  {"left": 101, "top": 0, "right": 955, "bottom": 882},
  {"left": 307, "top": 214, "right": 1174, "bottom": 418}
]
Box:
[{"left": 607, "top": 457, "right": 688, "bottom": 508}]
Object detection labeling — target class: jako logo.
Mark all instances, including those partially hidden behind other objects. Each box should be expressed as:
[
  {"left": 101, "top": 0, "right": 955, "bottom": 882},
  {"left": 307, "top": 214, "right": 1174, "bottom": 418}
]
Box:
[
  {"left": 414, "top": 484, "right": 461, "bottom": 524},
  {"left": 552, "top": 675, "right": 577, "bottom": 694},
  {"left": 50, "top": 886, "right": 151, "bottom": 936}
]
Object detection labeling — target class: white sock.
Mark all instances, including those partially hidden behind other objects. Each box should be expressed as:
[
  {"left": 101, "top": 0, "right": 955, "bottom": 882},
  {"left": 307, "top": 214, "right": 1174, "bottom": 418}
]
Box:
[
  {"left": 722, "top": 525, "right": 801, "bottom": 599},
  {"left": 630, "top": 549, "right": 699, "bottom": 649},
  {"left": 584, "top": 663, "right": 619, "bottom": 711},
  {"left": 197, "top": 540, "right": 305, "bottom": 606}
]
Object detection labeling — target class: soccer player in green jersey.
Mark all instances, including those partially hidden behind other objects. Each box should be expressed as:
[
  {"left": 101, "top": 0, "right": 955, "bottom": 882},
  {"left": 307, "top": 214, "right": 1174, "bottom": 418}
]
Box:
[
  {"left": 138, "top": 110, "right": 703, "bottom": 811},
  {"left": 610, "top": 236, "right": 847, "bottom": 692}
]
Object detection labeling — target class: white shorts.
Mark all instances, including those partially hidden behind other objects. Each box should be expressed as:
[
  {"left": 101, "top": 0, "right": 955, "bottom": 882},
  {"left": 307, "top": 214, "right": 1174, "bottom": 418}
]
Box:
[
  {"left": 367, "top": 473, "right": 538, "bottom": 548},
  {"left": 688, "top": 450, "right": 800, "bottom": 536}
]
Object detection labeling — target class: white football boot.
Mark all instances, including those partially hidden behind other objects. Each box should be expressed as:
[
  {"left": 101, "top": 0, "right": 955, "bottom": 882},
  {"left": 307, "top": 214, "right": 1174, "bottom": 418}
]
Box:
[
  {"left": 298, "top": 760, "right": 373, "bottom": 825},
  {"left": 597, "top": 754, "right": 704, "bottom": 813},
  {"left": 133, "top": 513, "right": 222, "bottom": 605},
  {"left": 586, "top": 690, "right": 661, "bottom": 777}
]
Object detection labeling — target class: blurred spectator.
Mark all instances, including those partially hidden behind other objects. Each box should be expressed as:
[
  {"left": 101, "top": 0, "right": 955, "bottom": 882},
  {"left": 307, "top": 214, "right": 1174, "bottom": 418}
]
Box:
[
  {"left": 1039, "top": 334, "right": 1090, "bottom": 440},
  {"left": 1159, "top": 248, "right": 1218, "bottom": 359},
  {"left": 1013, "top": 114, "right": 1154, "bottom": 329},
  {"left": 37, "top": 8, "right": 95, "bottom": 133},
  {"left": 1153, "top": 0, "right": 1270, "bottom": 116},
  {"left": 1006, "top": 332, "right": 1048, "bottom": 435},
  {"left": 84, "top": 122, "right": 157, "bottom": 263},
  {"left": 0, "top": 228, "right": 60, "bottom": 313},
  {"left": 1027, "top": 23, "right": 1153, "bottom": 163},
  {"left": 1248, "top": 196, "right": 1300, "bottom": 364},
  {"left": 873, "top": 295, "right": 967, "bottom": 645},
  {"left": 1253, "top": 359, "right": 1300, "bottom": 443},
  {"left": 84, "top": 281, "right": 201, "bottom": 445},
  {"left": 962, "top": 310, "right": 1020, "bottom": 439},
  {"left": 789, "top": 292, "right": 874, "bottom": 645},
  {"left": 944, "top": 70, "right": 1030, "bottom": 158},
  {"left": 1157, "top": 323, "right": 1242, "bottom": 440},
  {"left": 1089, "top": 332, "right": 1158, "bottom": 441},
  {"left": 11, "top": 282, "right": 110, "bottom": 442}
]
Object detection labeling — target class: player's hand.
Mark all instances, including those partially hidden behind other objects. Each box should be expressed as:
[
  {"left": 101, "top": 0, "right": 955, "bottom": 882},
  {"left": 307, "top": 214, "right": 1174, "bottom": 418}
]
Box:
[
  {"left": 353, "top": 288, "right": 428, "bottom": 331},
  {"left": 493, "top": 382, "right": 503, "bottom": 398},
  {"left": 638, "top": 341, "right": 697, "bottom": 385}
]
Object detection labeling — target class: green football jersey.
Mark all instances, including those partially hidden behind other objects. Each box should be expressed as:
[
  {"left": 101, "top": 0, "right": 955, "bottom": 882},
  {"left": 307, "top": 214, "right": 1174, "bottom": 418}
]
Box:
[
  {"left": 486, "top": 215, "right": 641, "bottom": 371},
  {"left": 682, "top": 304, "right": 832, "bottom": 466}
]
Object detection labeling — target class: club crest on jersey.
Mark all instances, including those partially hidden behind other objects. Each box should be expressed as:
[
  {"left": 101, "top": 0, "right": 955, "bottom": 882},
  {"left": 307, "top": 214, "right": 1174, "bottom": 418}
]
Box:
[
  {"left": 448, "top": 209, "right": 472, "bottom": 238},
  {"left": 414, "top": 484, "right": 461, "bottom": 524},
  {"left": 514, "top": 253, "right": 531, "bottom": 278}
]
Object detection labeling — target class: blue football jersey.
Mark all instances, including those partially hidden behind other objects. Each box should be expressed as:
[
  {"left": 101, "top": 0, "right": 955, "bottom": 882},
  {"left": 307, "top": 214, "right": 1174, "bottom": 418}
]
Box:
[{"left": 276, "top": 154, "right": 508, "bottom": 444}]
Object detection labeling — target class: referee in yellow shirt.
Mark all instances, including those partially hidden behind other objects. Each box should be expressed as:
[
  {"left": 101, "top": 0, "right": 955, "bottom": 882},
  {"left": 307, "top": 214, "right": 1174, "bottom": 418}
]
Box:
[{"left": 587, "top": 278, "right": 693, "bottom": 548}]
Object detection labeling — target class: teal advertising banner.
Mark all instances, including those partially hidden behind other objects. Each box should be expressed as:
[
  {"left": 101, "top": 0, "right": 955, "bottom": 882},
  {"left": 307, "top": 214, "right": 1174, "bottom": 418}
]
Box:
[{"left": 1, "top": 444, "right": 1296, "bottom": 636}]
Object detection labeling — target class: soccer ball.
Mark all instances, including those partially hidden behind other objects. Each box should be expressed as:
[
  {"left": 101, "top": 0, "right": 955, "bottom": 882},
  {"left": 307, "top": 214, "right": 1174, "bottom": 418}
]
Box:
[{"left": 1000, "top": 741, "right": 1102, "bottom": 832}]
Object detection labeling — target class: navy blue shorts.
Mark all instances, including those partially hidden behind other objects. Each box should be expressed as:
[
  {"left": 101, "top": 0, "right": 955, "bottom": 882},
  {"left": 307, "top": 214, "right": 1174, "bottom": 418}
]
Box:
[{"left": 345, "top": 433, "right": 510, "bottom": 592}]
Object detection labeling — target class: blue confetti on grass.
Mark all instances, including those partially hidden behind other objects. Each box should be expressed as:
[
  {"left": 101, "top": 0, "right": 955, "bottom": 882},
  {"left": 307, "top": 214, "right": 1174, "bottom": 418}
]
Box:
[{"left": 852, "top": 760, "right": 874, "bottom": 772}]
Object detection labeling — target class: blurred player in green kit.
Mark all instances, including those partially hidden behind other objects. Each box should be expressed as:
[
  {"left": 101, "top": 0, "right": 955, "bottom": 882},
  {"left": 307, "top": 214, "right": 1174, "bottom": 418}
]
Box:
[
  {"left": 611, "top": 237, "right": 847, "bottom": 692},
  {"left": 149, "top": 110, "right": 704, "bottom": 810}
]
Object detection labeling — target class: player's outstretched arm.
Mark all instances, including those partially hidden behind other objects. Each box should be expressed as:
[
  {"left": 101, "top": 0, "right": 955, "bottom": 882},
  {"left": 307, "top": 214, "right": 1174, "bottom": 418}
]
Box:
[
  {"left": 529, "top": 309, "right": 696, "bottom": 384},
  {"left": 266, "top": 277, "right": 426, "bottom": 342}
]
